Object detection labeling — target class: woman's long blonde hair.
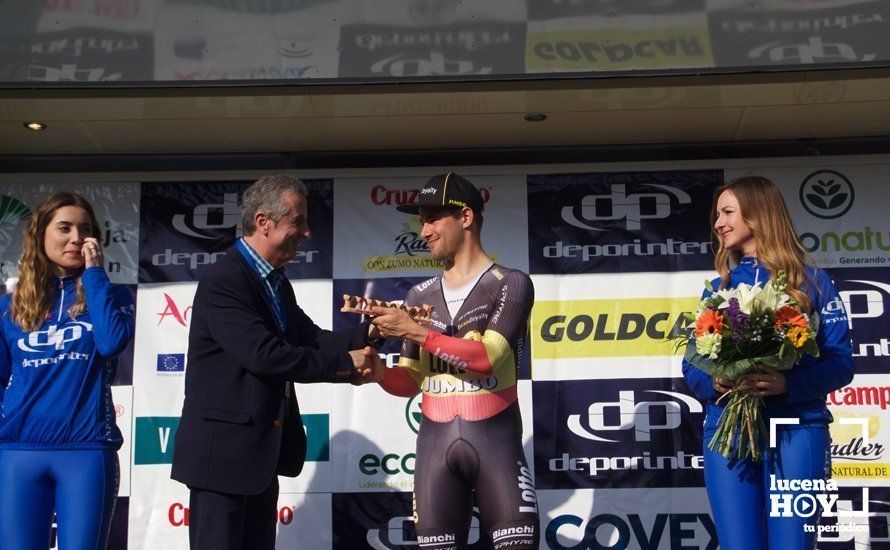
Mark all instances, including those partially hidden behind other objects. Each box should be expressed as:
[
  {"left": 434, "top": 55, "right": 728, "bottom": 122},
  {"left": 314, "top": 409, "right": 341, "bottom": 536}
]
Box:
[
  {"left": 10, "top": 192, "right": 99, "bottom": 332},
  {"left": 711, "top": 176, "right": 813, "bottom": 312}
]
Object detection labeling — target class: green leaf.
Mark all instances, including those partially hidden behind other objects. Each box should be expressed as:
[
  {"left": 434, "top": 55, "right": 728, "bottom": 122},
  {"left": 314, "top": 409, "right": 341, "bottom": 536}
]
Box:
[
  {"left": 777, "top": 343, "right": 789, "bottom": 359},
  {"left": 813, "top": 185, "right": 829, "bottom": 196},
  {"left": 827, "top": 184, "right": 840, "bottom": 195},
  {"left": 828, "top": 193, "right": 848, "bottom": 209},
  {"left": 810, "top": 312, "right": 821, "bottom": 333},
  {"left": 705, "top": 278, "right": 715, "bottom": 292},
  {"left": 757, "top": 354, "right": 795, "bottom": 371},
  {"left": 803, "top": 338, "right": 820, "bottom": 358},
  {"left": 806, "top": 194, "right": 828, "bottom": 209}
]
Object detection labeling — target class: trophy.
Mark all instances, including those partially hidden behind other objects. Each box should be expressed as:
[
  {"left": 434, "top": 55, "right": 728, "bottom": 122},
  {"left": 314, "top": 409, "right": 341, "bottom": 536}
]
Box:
[{"left": 340, "top": 294, "right": 435, "bottom": 325}]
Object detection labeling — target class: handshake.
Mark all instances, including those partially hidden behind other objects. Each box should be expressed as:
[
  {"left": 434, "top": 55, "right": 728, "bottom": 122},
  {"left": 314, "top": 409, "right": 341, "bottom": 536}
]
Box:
[
  {"left": 342, "top": 299, "right": 436, "bottom": 386},
  {"left": 348, "top": 346, "right": 385, "bottom": 385}
]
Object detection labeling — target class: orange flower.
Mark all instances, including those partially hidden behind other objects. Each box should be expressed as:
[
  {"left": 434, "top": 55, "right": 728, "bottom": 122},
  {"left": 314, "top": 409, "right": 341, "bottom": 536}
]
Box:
[
  {"left": 774, "top": 306, "right": 808, "bottom": 329},
  {"left": 695, "top": 309, "right": 725, "bottom": 337}
]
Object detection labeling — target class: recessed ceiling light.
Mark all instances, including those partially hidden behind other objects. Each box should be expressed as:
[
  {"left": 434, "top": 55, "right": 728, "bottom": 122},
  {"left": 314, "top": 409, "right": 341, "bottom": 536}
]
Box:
[
  {"left": 24, "top": 121, "right": 47, "bottom": 131},
  {"left": 524, "top": 113, "right": 547, "bottom": 122}
]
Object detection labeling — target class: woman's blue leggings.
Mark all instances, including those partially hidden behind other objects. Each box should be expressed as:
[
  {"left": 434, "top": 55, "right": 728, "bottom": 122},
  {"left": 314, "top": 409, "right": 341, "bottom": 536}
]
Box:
[
  {"left": 704, "top": 425, "right": 830, "bottom": 550},
  {"left": 0, "top": 449, "right": 119, "bottom": 550}
]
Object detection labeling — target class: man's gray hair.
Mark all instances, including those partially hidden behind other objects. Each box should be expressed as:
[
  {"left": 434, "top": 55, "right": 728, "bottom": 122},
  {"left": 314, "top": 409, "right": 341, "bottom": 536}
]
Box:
[{"left": 241, "top": 175, "right": 307, "bottom": 236}]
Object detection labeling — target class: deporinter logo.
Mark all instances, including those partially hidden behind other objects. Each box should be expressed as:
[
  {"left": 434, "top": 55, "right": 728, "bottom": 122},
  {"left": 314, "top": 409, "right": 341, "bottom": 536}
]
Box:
[
  {"left": 549, "top": 450, "right": 702, "bottom": 476},
  {"left": 18, "top": 322, "right": 93, "bottom": 352},
  {"left": 171, "top": 192, "right": 242, "bottom": 239},
  {"left": 540, "top": 180, "right": 712, "bottom": 263},
  {"left": 276, "top": 33, "right": 314, "bottom": 58},
  {"left": 560, "top": 184, "right": 691, "bottom": 231},
  {"left": 839, "top": 280, "right": 890, "bottom": 357},
  {"left": 370, "top": 52, "right": 494, "bottom": 78},
  {"left": 749, "top": 36, "right": 875, "bottom": 64},
  {"left": 568, "top": 390, "right": 702, "bottom": 443},
  {"left": 533, "top": 297, "right": 697, "bottom": 359},
  {"left": 22, "top": 350, "right": 91, "bottom": 369}
]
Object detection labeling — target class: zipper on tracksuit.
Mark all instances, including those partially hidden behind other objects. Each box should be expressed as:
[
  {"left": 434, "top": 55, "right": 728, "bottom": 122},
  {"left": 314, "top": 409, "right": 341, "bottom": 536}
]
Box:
[{"left": 57, "top": 278, "right": 66, "bottom": 322}]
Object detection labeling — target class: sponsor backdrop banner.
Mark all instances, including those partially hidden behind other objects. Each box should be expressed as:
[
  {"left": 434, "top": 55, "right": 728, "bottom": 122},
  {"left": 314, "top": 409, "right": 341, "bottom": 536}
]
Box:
[
  {"left": 725, "top": 164, "right": 890, "bottom": 269},
  {"left": 8, "top": 0, "right": 890, "bottom": 84},
  {"left": 533, "top": 378, "right": 704, "bottom": 490},
  {"left": 154, "top": 1, "right": 341, "bottom": 81},
  {"left": 525, "top": 13, "right": 714, "bottom": 73},
  {"left": 708, "top": 0, "right": 890, "bottom": 69},
  {"left": 0, "top": 182, "right": 139, "bottom": 284},
  {"left": 530, "top": 271, "right": 709, "bottom": 381},
  {"left": 138, "top": 179, "right": 332, "bottom": 284},
  {"left": 537, "top": 487, "right": 717, "bottom": 549},
  {"left": 1, "top": 163, "right": 888, "bottom": 548},
  {"left": 337, "top": 22, "right": 526, "bottom": 79},
  {"left": 830, "top": 267, "right": 890, "bottom": 376},
  {"left": 332, "top": 175, "right": 528, "bottom": 279},
  {"left": 527, "top": 170, "right": 720, "bottom": 274}
]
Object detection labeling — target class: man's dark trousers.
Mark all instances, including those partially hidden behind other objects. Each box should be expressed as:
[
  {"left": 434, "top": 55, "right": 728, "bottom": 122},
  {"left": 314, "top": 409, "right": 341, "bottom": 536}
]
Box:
[{"left": 188, "top": 477, "right": 278, "bottom": 550}]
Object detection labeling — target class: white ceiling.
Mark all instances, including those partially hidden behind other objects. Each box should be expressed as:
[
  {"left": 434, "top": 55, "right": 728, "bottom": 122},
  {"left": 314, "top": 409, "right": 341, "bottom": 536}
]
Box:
[{"left": 1, "top": 68, "right": 889, "bottom": 157}]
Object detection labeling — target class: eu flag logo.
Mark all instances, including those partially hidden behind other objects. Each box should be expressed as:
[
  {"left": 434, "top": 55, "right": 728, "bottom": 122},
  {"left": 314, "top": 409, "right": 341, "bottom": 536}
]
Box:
[{"left": 157, "top": 353, "right": 185, "bottom": 372}]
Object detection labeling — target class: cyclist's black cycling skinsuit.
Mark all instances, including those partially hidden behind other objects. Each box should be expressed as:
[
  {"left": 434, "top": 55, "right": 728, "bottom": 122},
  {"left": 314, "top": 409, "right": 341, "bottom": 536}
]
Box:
[{"left": 379, "top": 264, "right": 538, "bottom": 549}]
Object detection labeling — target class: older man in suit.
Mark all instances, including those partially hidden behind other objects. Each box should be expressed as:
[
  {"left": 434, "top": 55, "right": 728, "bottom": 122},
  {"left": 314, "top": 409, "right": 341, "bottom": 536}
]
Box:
[{"left": 171, "top": 175, "right": 382, "bottom": 549}]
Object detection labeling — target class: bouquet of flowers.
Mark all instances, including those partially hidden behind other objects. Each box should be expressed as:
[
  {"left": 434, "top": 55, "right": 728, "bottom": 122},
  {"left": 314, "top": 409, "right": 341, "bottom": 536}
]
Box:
[{"left": 675, "top": 271, "right": 819, "bottom": 460}]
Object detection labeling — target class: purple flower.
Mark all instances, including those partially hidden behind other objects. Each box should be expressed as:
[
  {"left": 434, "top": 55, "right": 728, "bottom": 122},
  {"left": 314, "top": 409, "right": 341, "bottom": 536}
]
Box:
[{"left": 726, "top": 298, "right": 750, "bottom": 342}]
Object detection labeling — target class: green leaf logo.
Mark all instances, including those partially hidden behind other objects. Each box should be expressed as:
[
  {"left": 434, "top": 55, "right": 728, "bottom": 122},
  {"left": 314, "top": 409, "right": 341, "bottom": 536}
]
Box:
[
  {"left": 0, "top": 195, "right": 32, "bottom": 248},
  {"left": 404, "top": 393, "right": 422, "bottom": 434},
  {"left": 799, "top": 170, "right": 854, "bottom": 219},
  {"left": 0, "top": 195, "right": 31, "bottom": 226}
]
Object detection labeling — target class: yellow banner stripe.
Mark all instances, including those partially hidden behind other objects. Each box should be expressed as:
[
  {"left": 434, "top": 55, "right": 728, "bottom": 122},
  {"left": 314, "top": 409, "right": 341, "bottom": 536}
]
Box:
[
  {"left": 831, "top": 463, "right": 890, "bottom": 479},
  {"left": 364, "top": 254, "right": 499, "bottom": 273},
  {"left": 532, "top": 297, "right": 698, "bottom": 359},
  {"left": 526, "top": 27, "right": 714, "bottom": 71}
]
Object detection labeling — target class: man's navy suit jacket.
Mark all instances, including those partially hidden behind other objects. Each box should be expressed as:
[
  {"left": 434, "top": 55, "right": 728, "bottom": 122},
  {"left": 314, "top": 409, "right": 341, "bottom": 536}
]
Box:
[{"left": 171, "top": 247, "right": 368, "bottom": 494}]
